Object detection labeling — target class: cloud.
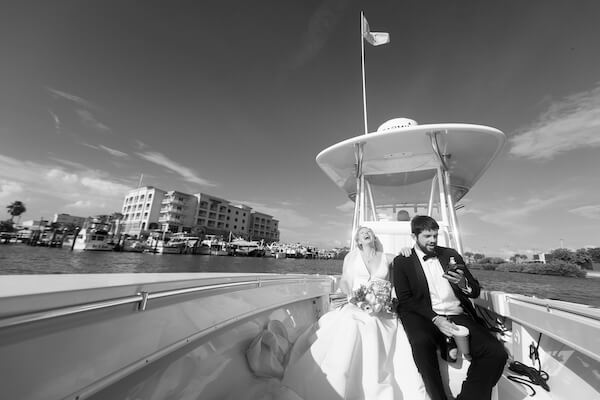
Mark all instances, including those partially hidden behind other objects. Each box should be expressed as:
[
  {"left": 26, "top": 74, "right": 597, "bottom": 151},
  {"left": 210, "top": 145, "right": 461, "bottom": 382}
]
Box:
[
  {"left": 83, "top": 143, "right": 129, "bottom": 158},
  {"left": 0, "top": 154, "right": 131, "bottom": 216},
  {"left": 510, "top": 84, "right": 600, "bottom": 159},
  {"left": 66, "top": 200, "right": 95, "bottom": 209},
  {"left": 136, "top": 151, "right": 216, "bottom": 187},
  {"left": 47, "top": 87, "right": 111, "bottom": 133},
  {"left": 48, "top": 110, "right": 61, "bottom": 134},
  {"left": 80, "top": 177, "right": 131, "bottom": 196},
  {"left": 0, "top": 179, "right": 24, "bottom": 200},
  {"left": 47, "top": 87, "right": 98, "bottom": 110},
  {"left": 76, "top": 109, "right": 111, "bottom": 132},
  {"left": 569, "top": 204, "right": 600, "bottom": 220},
  {"left": 235, "top": 200, "right": 312, "bottom": 229},
  {"left": 472, "top": 192, "right": 574, "bottom": 232},
  {"left": 134, "top": 139, "right": 149, "bottom": 150},
  {"left": 46, "top": 168, "right": 78, "bottom": 184}
]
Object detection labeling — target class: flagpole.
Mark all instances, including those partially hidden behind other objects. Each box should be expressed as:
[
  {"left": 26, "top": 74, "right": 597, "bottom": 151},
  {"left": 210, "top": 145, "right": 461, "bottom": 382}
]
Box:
[{"left": 360, "top": 11, "right": 368, "bottom": 135}]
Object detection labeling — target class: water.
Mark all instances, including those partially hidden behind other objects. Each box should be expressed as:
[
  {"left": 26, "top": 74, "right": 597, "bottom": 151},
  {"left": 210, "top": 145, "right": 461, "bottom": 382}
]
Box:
[{"left": 1, "top": 245, "right": 599, "bottom": 306}]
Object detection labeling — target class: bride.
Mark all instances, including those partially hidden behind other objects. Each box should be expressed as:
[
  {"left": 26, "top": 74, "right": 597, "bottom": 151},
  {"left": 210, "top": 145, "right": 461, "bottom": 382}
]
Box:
[{"left": 280, "top": 226, "right": 430, "bottom": 400}]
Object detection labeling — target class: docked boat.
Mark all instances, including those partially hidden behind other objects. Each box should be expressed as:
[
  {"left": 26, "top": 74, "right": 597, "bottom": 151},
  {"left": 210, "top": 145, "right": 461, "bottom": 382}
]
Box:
[
  {"left": 144, "top": 239, "right": 183, "bottom": 254},
  {"left": 70, "top": 228, "right": 114, "bottom": 251},
  {"left": 0, "top": 119, "right": 598, "bottom": 400},
  {"left": 169, "top": 234, "right": 202, "bottom": 254},
  {"left": 209, "top": 240, "right": 230, "bottom": 256},
  {"left": 120, "top": 238, "right": 146, "bottom": 253},
  {"left": 229, "top": 238, "right": 265, "bottom": 257}
]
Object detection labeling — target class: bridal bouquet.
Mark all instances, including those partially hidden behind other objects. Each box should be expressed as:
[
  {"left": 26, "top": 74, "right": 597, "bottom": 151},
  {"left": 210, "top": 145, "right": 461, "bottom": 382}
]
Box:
[{"left": 349, "top": 279, "right": 397, "bottom": 315}]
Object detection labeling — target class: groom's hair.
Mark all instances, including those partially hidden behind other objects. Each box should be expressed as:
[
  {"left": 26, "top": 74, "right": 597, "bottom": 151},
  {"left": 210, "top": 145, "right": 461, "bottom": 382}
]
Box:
[{"left": 411, "top": 215, "right": 439, "bottom": 235}]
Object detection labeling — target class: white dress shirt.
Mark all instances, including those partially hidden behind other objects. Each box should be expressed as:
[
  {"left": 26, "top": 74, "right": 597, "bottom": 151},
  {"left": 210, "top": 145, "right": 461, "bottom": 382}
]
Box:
[{"left": 414, "top": 247, "right": 463, "bottom": 316}]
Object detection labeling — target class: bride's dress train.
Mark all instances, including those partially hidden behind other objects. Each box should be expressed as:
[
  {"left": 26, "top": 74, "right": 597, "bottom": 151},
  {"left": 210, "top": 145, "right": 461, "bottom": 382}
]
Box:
[{"left": 278, "top": 250, "right": 429, "bottom": 400}]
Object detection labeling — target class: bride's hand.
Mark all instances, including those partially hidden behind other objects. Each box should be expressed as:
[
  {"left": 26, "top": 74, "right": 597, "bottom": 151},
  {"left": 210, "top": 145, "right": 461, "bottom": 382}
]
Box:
[{"left": 398, "top": 247, "right": 412, "bottom": 257}]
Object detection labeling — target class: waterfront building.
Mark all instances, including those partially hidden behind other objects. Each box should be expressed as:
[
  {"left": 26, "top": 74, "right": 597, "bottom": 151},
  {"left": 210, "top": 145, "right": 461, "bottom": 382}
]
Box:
[
  {"left": 159, "top": 190, "right": 198, "bottom": 233},
  {"left": 249, "top": 211, "right": 280, "bottom": 242},
  {"left": 194, "top": 193, "right": 252, "bottom": 238},
  {"left": 120, "top": 186, "right": 166, "bottom": 237},
  {"left": 52, "top": 213, "right": 86, "bottom": 229},
  {"left": 118, "top": 186, "right": 280, "bottom": 241},
  {"left": 20, "top": 219, "right": 49, "bottom": 229}
]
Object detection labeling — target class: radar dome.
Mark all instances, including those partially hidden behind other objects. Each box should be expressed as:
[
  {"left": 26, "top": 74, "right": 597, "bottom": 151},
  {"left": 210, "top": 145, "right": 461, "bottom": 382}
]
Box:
[{"left": 376, "top": 118, "right": 418, "bottom": 132}]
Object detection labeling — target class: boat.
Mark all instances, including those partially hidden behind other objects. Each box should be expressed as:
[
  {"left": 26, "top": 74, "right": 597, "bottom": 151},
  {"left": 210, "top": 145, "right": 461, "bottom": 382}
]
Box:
[
  {"left": 70, "top": 228, "right": 114, "bottom": 251},
  {"left": 121, "top": 238, "right": 146, "bottom": 253},
  {"left": 145, "top": 239, "right": 183, "bottom": 254},
  {"left": 168, "top": 234, "right": 202, "bottom": 254},
  {"left": 0, "top": 120, "right": 598, "bottom": 400},
  {"left": 209, "top": 240, "right": 230, "bottom": 256},
  {"left": 229, "top": 238, "right": 265, "bottom": 257},
  {"left": 315, "top": 117, "right": 600, "bottom": 399}
]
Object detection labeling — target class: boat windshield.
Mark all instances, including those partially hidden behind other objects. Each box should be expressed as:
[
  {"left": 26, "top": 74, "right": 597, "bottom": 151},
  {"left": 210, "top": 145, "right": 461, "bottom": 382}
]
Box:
[{"left": 362, "top": 168, "right": 443, "bottom": 222}]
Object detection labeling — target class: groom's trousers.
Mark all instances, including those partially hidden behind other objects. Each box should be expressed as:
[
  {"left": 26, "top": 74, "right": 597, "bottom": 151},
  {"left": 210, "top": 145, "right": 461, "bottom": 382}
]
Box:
[{"left": 401, "top": 312, "right": 507, "bottom": 400}]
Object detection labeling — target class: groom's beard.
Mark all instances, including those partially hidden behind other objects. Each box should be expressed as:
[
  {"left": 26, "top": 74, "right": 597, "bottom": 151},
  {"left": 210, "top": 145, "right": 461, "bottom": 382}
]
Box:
[{"left": 416, "top": 241, "right": 436, "bottom": 255}]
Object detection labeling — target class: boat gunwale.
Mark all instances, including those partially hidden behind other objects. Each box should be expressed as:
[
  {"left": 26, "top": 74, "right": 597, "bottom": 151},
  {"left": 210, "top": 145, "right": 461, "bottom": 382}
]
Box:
[{"left": 0, "top": 274, "right": 335, "bottom": 328}]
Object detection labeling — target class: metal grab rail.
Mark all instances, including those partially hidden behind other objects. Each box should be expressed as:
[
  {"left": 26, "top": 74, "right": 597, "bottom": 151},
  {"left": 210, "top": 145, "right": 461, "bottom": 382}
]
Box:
[
  {"left": 0, "top": 276, "right": 333, "bottom": 329},
  {"left": 506, "top": 294, "right": 600, "bottom": 322}
]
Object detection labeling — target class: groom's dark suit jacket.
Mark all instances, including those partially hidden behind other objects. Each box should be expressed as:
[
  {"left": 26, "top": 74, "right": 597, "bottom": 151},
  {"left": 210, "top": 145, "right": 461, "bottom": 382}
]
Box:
[{"left": 393, "top": 246, "right": 481, "bottom": 322}]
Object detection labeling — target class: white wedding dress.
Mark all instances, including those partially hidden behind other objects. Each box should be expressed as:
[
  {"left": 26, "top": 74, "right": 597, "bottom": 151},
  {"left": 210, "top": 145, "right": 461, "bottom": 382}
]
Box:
[{"left": 279, "top": 250, "right": 430, "bottom": 400}]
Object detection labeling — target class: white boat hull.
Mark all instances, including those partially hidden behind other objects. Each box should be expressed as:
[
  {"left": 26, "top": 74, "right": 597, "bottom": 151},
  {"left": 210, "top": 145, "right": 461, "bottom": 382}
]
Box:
[{"left": 72, "top": 241, "right": 114, "bottom": 251}]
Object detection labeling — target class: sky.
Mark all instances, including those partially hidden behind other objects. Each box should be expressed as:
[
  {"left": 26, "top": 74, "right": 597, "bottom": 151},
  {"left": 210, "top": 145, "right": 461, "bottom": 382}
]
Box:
[{"left": 1, "top": 1, "right": 600, "bottom": 257}]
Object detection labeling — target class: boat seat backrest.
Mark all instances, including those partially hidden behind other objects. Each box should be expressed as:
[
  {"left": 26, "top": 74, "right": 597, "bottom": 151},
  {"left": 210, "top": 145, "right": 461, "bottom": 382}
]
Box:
[
  {"left": 362, "top": 221, "right": 413, "bottom": 256},
  {"left": 362, "top": 221, "right": 450, "bottom": 256}
]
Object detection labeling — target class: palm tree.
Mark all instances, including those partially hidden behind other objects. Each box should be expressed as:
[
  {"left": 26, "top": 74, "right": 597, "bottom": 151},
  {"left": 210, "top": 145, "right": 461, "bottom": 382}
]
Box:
[{"left": 6, "top": 201, "right": 26, "bottom": 223}]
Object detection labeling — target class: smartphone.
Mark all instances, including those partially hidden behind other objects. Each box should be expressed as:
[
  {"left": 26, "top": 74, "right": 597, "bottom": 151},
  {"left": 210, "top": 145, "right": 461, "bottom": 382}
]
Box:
[{"left": 448, "top": 265, "right": 463, "bottom": 273}]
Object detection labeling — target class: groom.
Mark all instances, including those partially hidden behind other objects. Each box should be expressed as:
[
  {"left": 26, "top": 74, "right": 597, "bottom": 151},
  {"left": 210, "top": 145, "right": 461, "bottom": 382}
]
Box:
[{"left": 393, "top": 215, "right": 507, "bottom": 400}]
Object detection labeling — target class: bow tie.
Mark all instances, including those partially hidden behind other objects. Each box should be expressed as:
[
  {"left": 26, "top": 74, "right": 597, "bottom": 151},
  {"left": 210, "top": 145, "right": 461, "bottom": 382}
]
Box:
[{"left": 423, "top": 252, "right": 438, "bottom": 261}]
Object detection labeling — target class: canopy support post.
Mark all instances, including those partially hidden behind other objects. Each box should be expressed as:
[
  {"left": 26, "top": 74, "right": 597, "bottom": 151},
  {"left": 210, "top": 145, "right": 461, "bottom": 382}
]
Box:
[
  {"left": 351, "top": 142, "right": 365, "bottom": 250},
  {"left": 428, "top": 131, "right": 463, "bottom": 254}
]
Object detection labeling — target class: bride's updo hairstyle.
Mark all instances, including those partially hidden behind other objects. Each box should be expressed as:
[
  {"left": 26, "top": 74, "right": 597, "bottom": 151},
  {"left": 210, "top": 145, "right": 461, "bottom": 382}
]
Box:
[{"left": 354, "top": 226, "right": 383, "bottom": 252}]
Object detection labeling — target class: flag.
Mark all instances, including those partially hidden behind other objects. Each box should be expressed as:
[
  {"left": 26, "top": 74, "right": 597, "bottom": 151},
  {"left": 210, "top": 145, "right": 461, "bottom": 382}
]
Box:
[{"left": 362, "top": 15, "right": 390, "bottom": 46}]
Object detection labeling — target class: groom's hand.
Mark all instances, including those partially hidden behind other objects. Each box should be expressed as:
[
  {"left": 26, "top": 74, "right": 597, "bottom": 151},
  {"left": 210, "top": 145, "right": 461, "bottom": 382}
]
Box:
[
  {"left": 398, "top": 247, "right": 412, "bottom": 257},
  {"left": 443, "top": 269, "right": 468, "bottom": 291},
  {"left": 433, "top": 316, "right": 458, "bottom": 336}
]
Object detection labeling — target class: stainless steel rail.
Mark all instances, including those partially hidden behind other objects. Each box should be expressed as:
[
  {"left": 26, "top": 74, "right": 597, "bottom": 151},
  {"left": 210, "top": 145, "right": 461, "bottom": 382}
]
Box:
[
  {"left": 507, "top": 295, "right": 600, "bottom": 322},
  {"left": 0, "top": 276, "right": 333, "bottom": 329}
]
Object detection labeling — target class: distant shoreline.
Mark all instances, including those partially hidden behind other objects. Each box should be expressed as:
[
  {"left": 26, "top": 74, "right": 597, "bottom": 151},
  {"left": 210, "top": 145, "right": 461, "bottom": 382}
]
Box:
[{"left": 587, "top": 270, "right": 600, "bottom": 278}]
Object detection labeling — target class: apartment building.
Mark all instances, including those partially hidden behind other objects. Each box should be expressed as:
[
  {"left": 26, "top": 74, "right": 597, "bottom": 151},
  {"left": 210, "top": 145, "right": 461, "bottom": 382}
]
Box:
[
  {"left": 249, "top": 211, "right": 280, "bottom": 242},
  {"left": 159, "top": 190, "right": 198, "bottom": 233},
  {"left": 52, "top": 213, "right": 86, "bottom": 228},
  {"left": 119, "top": 186, "right": 280, "bottom": 241},
  {"left": 195, "top": 193, "right": 251, "bottom": 238},
  {"left": 120, "top": 186, "right": 166, "bottom": 237}
]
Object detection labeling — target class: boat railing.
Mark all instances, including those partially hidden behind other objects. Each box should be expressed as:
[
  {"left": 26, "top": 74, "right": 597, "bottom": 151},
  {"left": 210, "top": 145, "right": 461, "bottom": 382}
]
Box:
[
  {"left": 0, "top": 275, "right": 337, "bottom": 329},
  {"left": 475, "top": 290, "right": 600, "bottom": 363}
]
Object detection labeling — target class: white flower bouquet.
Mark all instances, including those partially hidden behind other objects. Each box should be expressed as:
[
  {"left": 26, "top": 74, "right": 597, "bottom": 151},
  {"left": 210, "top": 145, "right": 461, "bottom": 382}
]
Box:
[{"left": 348, "top": 278, "right": 397, "bottom": 315}]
